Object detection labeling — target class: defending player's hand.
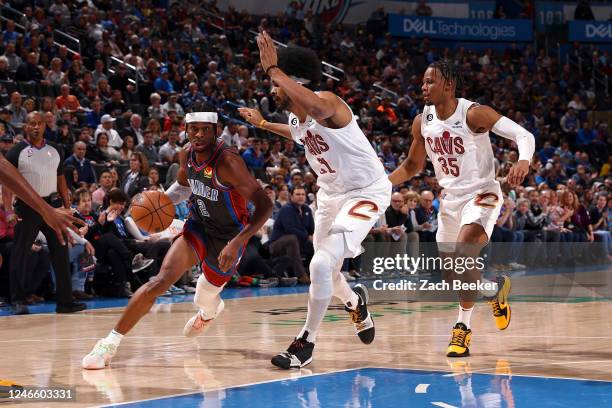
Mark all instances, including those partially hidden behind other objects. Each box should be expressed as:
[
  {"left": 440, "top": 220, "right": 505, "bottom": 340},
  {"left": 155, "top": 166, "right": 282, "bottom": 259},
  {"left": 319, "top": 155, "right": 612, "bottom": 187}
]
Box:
[
  {"left": 506, "top": 160, "right": 530, "bottom": 187},
  {"left": 218, "top": 239, "right": 242, "bottom": 272},
  {"left": 256, "top": 30, "right": 278, "bottom": 73},
  {"left": 43, "top": 207, "right": 86, "bottom": 246},
  {"left": 238, "top": 107, "right": 263, "bottom": 126}
]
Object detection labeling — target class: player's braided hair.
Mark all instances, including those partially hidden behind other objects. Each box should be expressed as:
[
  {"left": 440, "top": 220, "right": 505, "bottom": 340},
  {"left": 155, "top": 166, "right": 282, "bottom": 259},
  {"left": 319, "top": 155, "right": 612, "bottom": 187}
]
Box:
[{"left": 428, "top": 59, "right": 463, "bottom": 93}]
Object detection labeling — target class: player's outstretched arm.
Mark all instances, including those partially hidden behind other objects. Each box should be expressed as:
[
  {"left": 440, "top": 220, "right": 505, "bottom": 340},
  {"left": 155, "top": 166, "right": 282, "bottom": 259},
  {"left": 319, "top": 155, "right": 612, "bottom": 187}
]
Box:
[
  {"left": 238, "top": 107, "right": 292, "bottom": 139},
  {"left": 0, "top": 154, "right": 84, "bottom": 245},
  {"left": 466, "top": 105, "right": 535, "bottom": 186},
  {"left": 257, "top": 31, "right": 345, "bottom": 122},
  {"left": 389, "top": 114, "right": 426, "bottom": 186},
  {"left": 216, "top": 152, "right": 273, "bottom": 271}
]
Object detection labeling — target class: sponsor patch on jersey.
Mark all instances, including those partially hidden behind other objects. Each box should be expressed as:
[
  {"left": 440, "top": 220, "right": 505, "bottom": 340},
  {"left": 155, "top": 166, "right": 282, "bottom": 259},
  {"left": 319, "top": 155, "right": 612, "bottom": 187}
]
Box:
[{"left": 204, "top": 166, "right": 213, "bottom": 178}]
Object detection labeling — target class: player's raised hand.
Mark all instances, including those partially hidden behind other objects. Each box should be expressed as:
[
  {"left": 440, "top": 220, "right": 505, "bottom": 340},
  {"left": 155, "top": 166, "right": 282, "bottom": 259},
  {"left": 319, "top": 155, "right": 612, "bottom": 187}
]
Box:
[
  {"left": 256, "top": 30, "right": 278, "bottom": 73},
  {"left": 506, "top": 160, "right": 530, "bottom": 187},
  {"left": 238, "top": 107, "right": 263, "bottom": 126},
  {"left": 218, "top": 239, "right": 242, "bottom": 272}
]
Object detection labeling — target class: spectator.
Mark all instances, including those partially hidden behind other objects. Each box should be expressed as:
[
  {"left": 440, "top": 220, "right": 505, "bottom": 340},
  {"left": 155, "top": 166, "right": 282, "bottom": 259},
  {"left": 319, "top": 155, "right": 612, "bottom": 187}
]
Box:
[
  {"left": 92, "top": 169, "right": 114, "bottom": 206},
  {"left": 147, "top": 93, "right": 164, "bottom": 120},
  {"left": 2, "top": 42, "right": 21, "bottom": 72},
  {"left": 383, "top": 192, "right": 409, "bottom": 258},
  {"left": 415, "top": 0, "right": 433, "bottom": 16},
  {"left": 108, "top": 64, "right": 134, "bottom": 98},
  {"left": 121, "top": 152, "right": 150, "bottom": 198},
  {"left": 119, "top": 135, "right": 135, "bottom": 162},
  {"left": 181, "top": 82, "right": 206, "bottom": 111},
  {"left": 153, "top": 67, "right": 174, "bottom": 97},
  {"left": 5, "top": 92, "right": 27, "bottom": 129},
  {"left": 134, "top": 130, "right": 159, "bottom": 166},
  {"left": 104, "top": 89, "right": 130, "bottom": 119},
  {"left": 574, "top": 0, "right": 595, "bottom": 20},
  {"left": 92, "top": 59, "right": 108, "bottom": 86},
  {"left": 268, "top": 186, "right": 313, "bottom": 284},
  {"left": 15, "top": 52, "right": 43, "bottom": 83},
  {"left": 122, "top": 114, "right": 144, "bottom": 145},
  {"left": 94, "top": 131, "right": 122, "bottom": 163},
  {"left": 242, "top": 137, "right": 265, "bottom": 173},
  {"left": 414, "top": 190, "right": 437, "bottom": 243},
  {"left": 45, "top": 57, "right": 65, "bottom": 86},
  {"left": 159, "top": 130, "right": 181, "bottom": 163},
  {"left": 220, "top": 120, "right": 241, "bottom": 149},
  {"left": 55, "top": 84, "right": 82, "bottom": 112},
  {"left": 560, "top": 108, "right": 580, "bottom": 140},
  {"left": 64, "top": 141, "right": 96, "bottom": 184},
  {"left": 161, "top": 92, "right": 185, "bottom": 117},
  {"left": 86, "top": 99, "right": 105, "bottom": 129},
  {"left": 589, "top": 193, "right": 611, "bottom": 259},
  {"left": 95, "top": 114, "right": 123, "bottom": 149}
]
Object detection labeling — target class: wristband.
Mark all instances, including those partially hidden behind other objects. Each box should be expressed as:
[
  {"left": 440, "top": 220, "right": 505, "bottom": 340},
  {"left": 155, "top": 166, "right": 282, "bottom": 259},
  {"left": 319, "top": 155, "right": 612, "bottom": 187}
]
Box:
[
  {"left": 259, "top": 119, "right": 267, "bottom": 129},
  {"left": 265, "top": 65, "right": 279, "bottom": 76}
]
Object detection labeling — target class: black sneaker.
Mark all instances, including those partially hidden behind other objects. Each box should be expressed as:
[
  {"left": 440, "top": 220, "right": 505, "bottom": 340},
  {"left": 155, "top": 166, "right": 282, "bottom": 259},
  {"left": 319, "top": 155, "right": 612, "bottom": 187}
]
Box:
[
  {"left": 345, "top": 284, "right": 375, "bottom": 344},
  {"left": 271, "top": 332, "right": 315, "bottom": 369},
  {"left": 11, "top": 302, "right": 30, "bottom": 315},
  {"left": 56, "top": 301, "right": 87, "bottom": 314}
]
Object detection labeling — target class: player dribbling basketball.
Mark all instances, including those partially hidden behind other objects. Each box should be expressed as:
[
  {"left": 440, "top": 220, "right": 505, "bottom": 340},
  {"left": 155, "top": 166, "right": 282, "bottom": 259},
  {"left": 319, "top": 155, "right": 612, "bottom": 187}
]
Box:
[
  {"left": 390, "top": 61, "right": 535, "bottom": 357},
  {"left": 82, "top": 109, "right": 272, "bottom": 369}
]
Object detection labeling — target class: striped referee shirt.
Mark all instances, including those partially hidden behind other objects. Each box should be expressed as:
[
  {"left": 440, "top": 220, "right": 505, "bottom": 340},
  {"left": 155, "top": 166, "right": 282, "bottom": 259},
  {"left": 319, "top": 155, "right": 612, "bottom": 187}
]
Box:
[{"left": 6, "top": 140, "right": 63, "bottom": 197}]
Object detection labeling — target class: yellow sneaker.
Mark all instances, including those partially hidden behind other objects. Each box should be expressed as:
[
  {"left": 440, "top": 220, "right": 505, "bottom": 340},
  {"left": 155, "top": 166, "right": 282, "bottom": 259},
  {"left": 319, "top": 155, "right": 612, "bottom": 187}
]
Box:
[
  {"left": 489, "top": 276, "right": 511, "bottom": 330},
  {"left": 446, "top": 323, "right": 472, "bottom": 357}
]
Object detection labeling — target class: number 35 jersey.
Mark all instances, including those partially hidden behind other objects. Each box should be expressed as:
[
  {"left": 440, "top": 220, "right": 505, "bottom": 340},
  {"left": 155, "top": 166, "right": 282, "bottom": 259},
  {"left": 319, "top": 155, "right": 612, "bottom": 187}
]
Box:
[
  {"left": 288, "top": 97, "right": 386, "bottom": 195},
  {"left": 421, "top": 98, "right": 496, "bottom": 196}
]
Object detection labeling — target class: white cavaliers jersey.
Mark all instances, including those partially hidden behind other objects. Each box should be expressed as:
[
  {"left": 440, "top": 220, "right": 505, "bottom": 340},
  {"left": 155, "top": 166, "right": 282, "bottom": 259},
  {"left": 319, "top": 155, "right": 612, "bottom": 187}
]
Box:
[
  {"left": 288, "top": 97, "right": 386, "bottom": 195},
  {"left": 421, "top": 98, "right": 496, "bottom": 195}
]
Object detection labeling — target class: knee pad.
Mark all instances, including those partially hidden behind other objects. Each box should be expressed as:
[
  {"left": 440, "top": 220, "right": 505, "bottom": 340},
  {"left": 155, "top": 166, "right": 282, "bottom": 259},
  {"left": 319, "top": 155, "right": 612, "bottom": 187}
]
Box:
[{"left": 194, "top": 274, "right": 223, "bottom": 318}]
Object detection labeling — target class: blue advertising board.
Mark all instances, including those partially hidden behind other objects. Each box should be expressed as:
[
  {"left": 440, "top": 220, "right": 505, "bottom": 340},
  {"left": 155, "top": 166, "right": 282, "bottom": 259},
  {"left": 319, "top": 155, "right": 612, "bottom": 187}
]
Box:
[
  {"left": 569, "top": 20, "right": 612, "bottom": 42},
  {"left": 388, "top": 14, "right": 533, "bottom": 42}
]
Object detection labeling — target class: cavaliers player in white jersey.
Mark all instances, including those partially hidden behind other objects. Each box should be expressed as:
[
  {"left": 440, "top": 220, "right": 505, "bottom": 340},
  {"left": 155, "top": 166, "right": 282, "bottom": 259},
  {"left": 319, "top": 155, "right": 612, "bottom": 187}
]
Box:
[
  {"left": 390, "top": 60, "right": 535, "bottom": 357},
  {"left": 239, "top": 31, "right": 391, "bottom": 369}
]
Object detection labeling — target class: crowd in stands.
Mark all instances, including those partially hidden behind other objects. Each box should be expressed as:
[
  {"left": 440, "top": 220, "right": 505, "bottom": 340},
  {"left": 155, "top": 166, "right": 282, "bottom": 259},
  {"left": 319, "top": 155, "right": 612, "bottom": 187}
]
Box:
[{"left": 0, "top": 0, "right": 610, "bottom": 309}]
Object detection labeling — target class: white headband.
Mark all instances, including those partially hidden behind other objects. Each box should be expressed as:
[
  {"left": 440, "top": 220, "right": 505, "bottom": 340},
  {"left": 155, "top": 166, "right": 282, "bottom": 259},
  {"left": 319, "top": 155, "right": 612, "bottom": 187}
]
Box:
[{"left": 185, "top": 112, "right": 218, "bottom": 124}]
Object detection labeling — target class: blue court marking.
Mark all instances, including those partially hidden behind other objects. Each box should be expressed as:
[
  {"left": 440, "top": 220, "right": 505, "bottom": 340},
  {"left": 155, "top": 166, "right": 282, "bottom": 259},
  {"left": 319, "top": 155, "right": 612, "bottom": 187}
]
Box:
[
  {"left": 102, "top": 367, "right": 612, "bottom": 408},
  {"left": 0, "top": 285, "right": 310, "bottom": 316},
  {"left": 1, "top": 262, "right": 609, "bottom": 316}
]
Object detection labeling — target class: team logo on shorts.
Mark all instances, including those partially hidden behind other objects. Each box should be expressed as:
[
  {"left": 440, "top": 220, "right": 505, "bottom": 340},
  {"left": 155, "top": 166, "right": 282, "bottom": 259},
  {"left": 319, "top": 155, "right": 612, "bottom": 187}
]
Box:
[
  {"left": 426, "top": 114, "right": 433, "bottom": 122},
  {"left": 474, "top": 193, "right": 499, "bottom": 209},
  {"left": 204, "top": 166, "right": 213, "bottom": 178}
]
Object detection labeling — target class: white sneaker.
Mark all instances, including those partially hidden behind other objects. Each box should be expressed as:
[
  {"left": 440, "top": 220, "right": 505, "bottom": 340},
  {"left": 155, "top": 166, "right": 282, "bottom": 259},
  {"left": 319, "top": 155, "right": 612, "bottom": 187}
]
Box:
[
  {"left": 342, "top": 271, "right": 356, "bottom": 282},
  {"left": 183, "top": 300, "right": 224, "bottom": 338},
  {"left": 509, "top": 262, "right": 526, "bottom": 270},
  {"left": 82, "top": 339, "right": 118, "bottom": 370}
]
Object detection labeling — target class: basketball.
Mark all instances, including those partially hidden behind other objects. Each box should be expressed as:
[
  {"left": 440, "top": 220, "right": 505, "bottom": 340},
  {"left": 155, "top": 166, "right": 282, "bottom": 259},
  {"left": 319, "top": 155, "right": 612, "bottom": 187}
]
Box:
[{"left": 129, "top": 190, "right": 175, "bottom": 233}]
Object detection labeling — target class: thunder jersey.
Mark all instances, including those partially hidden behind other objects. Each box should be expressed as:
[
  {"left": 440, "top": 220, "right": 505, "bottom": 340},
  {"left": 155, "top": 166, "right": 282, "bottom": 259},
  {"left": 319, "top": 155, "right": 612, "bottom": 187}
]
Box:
[
  {"left": 186, "top": 141, "right": 249, "bottom": 241},
  {"left": 421, "top": 98, "right": 496, "bottom": 195},
  {"left": 288, "top": 96, "right": 386, "bottom": 195}
]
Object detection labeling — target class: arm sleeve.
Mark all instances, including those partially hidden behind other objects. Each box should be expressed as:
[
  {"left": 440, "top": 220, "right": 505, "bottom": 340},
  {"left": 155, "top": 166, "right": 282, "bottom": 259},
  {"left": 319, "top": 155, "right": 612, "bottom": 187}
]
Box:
[
  {"left": 165, "top": 181, "right": 192, "bottom": 204},
  {"left": 492, "top": 116, "right": 536, "bottom": 163},
  {"left": 125, "top": 216, "right": 148, "bottom": 240}
]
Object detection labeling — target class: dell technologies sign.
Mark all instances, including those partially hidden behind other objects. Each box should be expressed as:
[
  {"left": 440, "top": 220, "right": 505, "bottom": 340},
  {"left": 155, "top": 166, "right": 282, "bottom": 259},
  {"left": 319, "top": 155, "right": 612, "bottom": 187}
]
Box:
[
  {"left": 569, "top": 21, "right": 612, "bottom": 43},
  {"left": 389, "top": 14, "right": 533, "bottom": 42}
]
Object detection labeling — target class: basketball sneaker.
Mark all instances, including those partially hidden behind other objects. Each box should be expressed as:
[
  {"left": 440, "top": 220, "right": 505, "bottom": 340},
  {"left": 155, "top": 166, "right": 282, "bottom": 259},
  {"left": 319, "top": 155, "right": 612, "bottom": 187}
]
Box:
[
  {"left": 271, "top": 332, "right": 315, "bottom": 369},
  {"left": 346, "top": 284, "right": 375, "bottom": 344},
  {"left": 132, "top": 254, "right": 154, "bottom": 273},
  {"left": 446, "top": 323, "right": 472, "bottom": 357},
  {"left": 183, "top": 300, "right": 224, "bottom": 338},
  {"left": 489, "top": 276, "right": 511, "bottom": 330},
  {"left": 82, "top": 339, "right": 118, "bottom": 369}
]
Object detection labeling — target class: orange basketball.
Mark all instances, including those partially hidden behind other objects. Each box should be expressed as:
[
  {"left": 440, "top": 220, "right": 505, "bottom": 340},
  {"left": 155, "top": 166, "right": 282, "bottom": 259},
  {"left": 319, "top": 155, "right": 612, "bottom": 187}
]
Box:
[{"left": 130, "top": 190, "right": 176, "bottom": 233}]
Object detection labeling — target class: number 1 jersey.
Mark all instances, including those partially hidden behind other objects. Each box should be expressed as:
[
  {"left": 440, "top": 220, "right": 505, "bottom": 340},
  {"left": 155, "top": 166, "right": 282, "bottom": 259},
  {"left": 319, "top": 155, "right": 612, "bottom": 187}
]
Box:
[
  {"left": 421, "top": 98, "right": 496, "bottom": 196},
  {"left": 288, "top": 97, "right": 386, "bottom": 195}
]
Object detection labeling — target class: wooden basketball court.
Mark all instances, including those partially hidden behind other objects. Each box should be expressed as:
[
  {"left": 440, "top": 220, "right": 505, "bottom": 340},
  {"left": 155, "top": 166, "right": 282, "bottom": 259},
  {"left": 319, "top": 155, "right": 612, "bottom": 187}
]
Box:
[{"left": 2, "top": 266, "right": 612, "bottom": 407}]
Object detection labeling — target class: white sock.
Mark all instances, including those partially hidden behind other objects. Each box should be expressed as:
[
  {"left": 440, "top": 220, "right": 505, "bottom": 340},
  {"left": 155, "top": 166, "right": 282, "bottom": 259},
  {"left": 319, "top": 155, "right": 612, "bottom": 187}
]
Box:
[
  {"left": 298, "top": 294, "right": 331, "bottom": 343},
  {"left": 457, "top": 306, "right": 474, "bottom": 329},
  {"left": 194, "top": 274, "right": 224, "bottom": 320},
  {"left": 479, "top": 277, "right": 498, "bottom": 298},
  {"left": 106, "top": 329, "right": 123, "bottom": 346},
  {"left": 332, "top": 268, "right": 358, "bottom": 309}
]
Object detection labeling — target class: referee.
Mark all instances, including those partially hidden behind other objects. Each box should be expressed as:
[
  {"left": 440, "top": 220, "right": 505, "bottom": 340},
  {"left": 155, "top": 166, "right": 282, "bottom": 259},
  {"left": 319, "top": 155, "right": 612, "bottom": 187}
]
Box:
[{"left": 4, "top": 112, "right": 86, "bottom": 315}]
